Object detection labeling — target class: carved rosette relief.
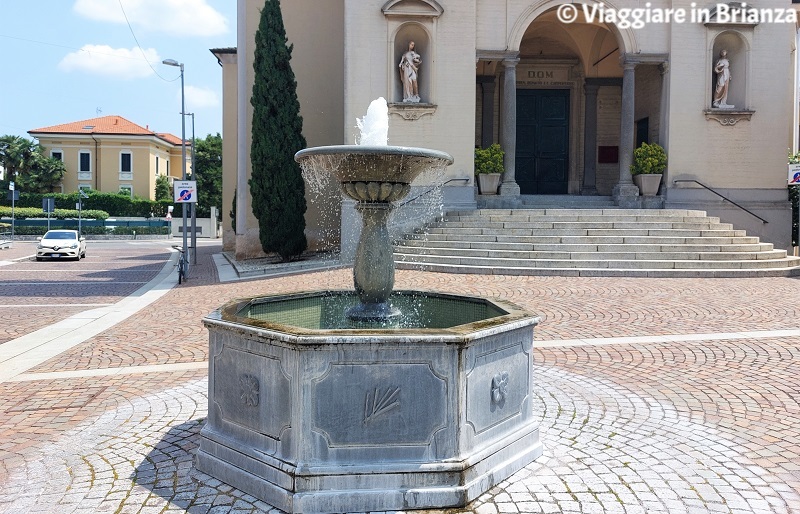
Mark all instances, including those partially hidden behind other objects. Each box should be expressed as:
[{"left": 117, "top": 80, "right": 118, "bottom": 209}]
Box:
[
  {"left": 491, "top": 372, "right": 509, "bottom": 404},
  {"left": 239, "top": 374, "right": 260, "bottom": 407}
]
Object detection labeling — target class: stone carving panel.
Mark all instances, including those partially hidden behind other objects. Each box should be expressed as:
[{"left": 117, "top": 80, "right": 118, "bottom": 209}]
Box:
[
  {"left": 466, "top": 343, "right": 530, "bottom": 434},
  {"left": 213, "top": 346, "right": 291, "bottom": 438},
  {"left": 314, "top": 363, "right": 446, "bottom": 447}
]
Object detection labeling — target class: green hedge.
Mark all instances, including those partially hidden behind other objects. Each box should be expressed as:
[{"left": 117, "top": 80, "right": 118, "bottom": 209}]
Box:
[
  {"left": 0, "top": 206, "right": 109, "bottom": 220},
  {"left": 9, "top": 225, "right": 170, "bottom": 236},
  {"left": 0, "top": 191, "right": 182, "bottom": 218}
]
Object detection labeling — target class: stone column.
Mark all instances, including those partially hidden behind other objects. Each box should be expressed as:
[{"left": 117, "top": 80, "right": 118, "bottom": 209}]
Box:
[
  {"left": 236, "top": 0, "right": 248, "bottom": 236},
  {"left": 582, "top": 83, "right": 600, "bottom": 195},
  {"left": 499, "top": 58, "right": 520, "bottom": 196},
  {"left": 613, "top": 60, "right": 640, "bottom": 203},
  {"left": 478, "top": 76, "right": 496, "bottom": 149},
  {"left": 658, "top": 61, "right": 670, "bottom": 153}
]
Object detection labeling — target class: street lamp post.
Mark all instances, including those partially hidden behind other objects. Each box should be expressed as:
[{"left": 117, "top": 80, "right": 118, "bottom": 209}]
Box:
[
  {"left": 187, "top": 112, "right": 197, "bottom": 265},
  {"left": 162, "top": 58, "right": 188, "bottom": 275}
]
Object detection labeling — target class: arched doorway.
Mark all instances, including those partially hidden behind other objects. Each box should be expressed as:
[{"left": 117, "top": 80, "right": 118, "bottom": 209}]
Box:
[{"left": 477, "top": 4, "right": 659, "bottom": 199}]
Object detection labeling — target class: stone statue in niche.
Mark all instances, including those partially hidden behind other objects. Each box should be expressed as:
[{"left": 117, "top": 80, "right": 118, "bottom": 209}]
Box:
[
  {"left": 712, "top": 49, "right": 734, "bottom": 109},
  {"left": 399, "top": 41, "right": 421, "bottom": 103}
]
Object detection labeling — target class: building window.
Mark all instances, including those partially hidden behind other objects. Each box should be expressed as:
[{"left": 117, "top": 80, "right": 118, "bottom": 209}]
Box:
[
  {"left": 79, "top": 184, "right": 92, "bottom": 193},
  {"left": 119, "top": 185, "right": 133, "bottom": 198},
  {"left": 120, "top": 151, "right": 133, "bottom": 180},
  {"left": 156, "top": 156, "right": 160, "bottom": 176},
  {"left": 78, "top": 151, "right": 92, "bottom": 180},
  {"left": 51, "top": 150, "right": 63, "bottom": 161}
]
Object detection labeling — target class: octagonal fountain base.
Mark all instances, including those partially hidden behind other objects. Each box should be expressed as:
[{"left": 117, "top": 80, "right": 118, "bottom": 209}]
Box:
[{"left": 197, "top": 291, "right": 542, "bottom": 514}]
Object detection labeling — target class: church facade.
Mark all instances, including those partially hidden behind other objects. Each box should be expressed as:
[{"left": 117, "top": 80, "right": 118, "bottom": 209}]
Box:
[{"left": 219, "top": 0, "right": 800, "bottom": 259}]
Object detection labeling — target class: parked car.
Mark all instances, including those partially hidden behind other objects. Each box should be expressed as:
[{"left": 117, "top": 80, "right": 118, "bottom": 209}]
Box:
[{"left": 36, "top": 230, "right": 86, "bottom": 261}]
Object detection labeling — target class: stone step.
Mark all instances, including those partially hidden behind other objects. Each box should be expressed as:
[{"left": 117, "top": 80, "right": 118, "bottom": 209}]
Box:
[
  {"left": 440, "top": 215, "right": 723, "bottom": 224},
  {"left": 395, "top": 261, "right": 800, "bottom": 278},
  {"left": 394, "top": 253, "right": 800, "bottom": 270},
  {"left": 396, "top": 239, "right": 775, "bottom": 253},
  {"left": 422, "top": 227, "right": 746, "bottom": 237},
  {"left": 426, "top": 221, "right": 733, "bottom": 230},
  {"left": 394, "top": 245, "right": 788, "bottom": 261},
  {"left": 406, "top": 233, "right": 759, "bottom": 244},
  {"left": 447, "top": 208, "right": 709, "bottom": 217},
  {"left": 394, "top": 208, "right": 800, "bottom": 277}
]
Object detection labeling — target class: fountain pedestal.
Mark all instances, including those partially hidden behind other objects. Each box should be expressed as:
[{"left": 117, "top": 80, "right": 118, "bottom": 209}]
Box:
[{"left": 197, "top": 293, "right": 542, "bottom": 514}]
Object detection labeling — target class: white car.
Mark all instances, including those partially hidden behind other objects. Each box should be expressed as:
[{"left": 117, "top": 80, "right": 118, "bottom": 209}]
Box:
[{"left": 36, "top": 230, "right": 87, "bottom": 261}]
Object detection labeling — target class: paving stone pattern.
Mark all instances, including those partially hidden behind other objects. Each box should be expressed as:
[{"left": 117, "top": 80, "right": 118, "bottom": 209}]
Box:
[{"left": 1, "top": 242, "right": 799, "bottom": 513}]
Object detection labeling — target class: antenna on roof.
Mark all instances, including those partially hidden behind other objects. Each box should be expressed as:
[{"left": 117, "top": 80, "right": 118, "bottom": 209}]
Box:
[{"left": 96, "top": 107, "right": 102, "bottom": 116}]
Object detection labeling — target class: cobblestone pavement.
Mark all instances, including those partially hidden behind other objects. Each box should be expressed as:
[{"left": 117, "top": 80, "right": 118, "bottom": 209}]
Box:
[{"left": 0, "top": 241, "right": 799, "bottom": 513}]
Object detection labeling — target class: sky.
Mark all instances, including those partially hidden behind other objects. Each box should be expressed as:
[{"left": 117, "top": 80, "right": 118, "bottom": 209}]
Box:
[{"left": 1, "top": 0, "right": 236, "bottom": 142}]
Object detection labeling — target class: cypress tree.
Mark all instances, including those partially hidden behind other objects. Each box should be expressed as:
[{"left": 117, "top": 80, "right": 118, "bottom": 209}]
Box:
[{"left": 249, "top": 0, "right": 307, "bottom": 261}]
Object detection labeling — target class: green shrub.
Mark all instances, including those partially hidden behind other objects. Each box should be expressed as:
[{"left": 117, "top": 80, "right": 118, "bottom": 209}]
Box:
[
  {"left": 630, "top": 142, "right": 667, "bottom": 175},
  {"left": 474, "top": 143, "right": 505, "bottom": 175}
]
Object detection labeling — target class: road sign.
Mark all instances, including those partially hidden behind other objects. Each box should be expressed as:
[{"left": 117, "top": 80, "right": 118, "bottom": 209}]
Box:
[
  {"left": 789, "top": 164, "right": 800, "bottom": 184},
  {"left": 8, "top": 181, "right": 14, "bottom": 191},
  {"left": 79, "top": 189, "right": 90, "bottom": 199},
  {"left": 173, "top": 180, "right": 197, "bottom": 203},
  {"left": 42, "top": 198, "right": 55, "bottom": 213}
]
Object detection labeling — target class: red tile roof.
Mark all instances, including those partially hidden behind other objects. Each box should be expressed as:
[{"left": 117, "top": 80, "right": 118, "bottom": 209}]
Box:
[{"left": 29, "top": 115, "right": 184, "bottom": 146}]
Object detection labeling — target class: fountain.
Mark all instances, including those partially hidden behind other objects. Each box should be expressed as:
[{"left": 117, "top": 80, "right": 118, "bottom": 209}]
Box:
[{"left": 196, "top": 99, "right": 542, "bottom": 513}]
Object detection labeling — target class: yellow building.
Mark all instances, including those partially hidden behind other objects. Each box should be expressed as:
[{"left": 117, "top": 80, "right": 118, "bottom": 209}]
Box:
[{"left": 29, "top": 115, "right": 190, "bottom": 200}]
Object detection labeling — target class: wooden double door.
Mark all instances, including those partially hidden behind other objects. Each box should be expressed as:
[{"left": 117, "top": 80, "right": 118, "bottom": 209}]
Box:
[{"left": 515, "top": 89, "right": 569, "bottom": 195}]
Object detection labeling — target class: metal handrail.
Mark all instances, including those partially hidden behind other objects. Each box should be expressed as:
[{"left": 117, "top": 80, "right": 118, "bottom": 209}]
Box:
[
  {"left": 672, "top": 179, "right": 768, "bottom": 224},
  {"left": 397, "top": 178, "right": 470, "bottom": 208}
]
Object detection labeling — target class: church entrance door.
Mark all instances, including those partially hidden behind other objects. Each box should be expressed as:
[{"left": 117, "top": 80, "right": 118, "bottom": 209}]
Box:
[{"left": 515, "top": 89, "right": 570, "bottom": 194}]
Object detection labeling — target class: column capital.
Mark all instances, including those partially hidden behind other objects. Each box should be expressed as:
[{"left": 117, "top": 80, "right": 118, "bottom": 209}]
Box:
[
  {"left": 502, "top": 57, "right": 520, "bottom": 68},
  {"left": 584, "top": 83, "right": 600, "bottom": 95}
]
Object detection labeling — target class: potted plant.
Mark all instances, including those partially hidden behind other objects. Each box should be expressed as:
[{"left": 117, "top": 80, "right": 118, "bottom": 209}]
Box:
[
  {"left": 630, "top": 142, "right": 667, "bottom": 196},
  {"left": 474, "top": 143, "right": 504, "bottom": 195}
]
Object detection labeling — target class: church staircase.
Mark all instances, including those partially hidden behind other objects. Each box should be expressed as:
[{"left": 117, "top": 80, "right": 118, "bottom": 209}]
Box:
[{"left": 394, "top": 208, "right": 800, "bottom": 277}]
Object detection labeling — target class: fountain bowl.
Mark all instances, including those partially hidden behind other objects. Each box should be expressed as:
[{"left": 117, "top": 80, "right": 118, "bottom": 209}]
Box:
[
  {"left": 295, "top": 145, "right": 453, "bottom": 186},
  {"left": 197, "top": 290, "right": 542, "bottom": 514}
]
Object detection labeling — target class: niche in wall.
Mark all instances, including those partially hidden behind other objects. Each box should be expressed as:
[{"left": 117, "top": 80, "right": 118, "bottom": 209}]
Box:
[
  {"left": 392, "top": 24, "right": 431, "bottom": 104},
  {"left": 710, "top": 31, "right": 747, "bottom": 110}
]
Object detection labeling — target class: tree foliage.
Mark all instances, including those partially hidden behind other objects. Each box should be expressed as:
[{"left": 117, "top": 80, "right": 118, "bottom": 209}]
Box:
[
  {"left": 155, "top": 175, "right": 172, "bottom": 202},
  {"left": 0, "top": 135, "right": 65, "bottom": 193},
  {"left": 248, "top": 0, "right": 307, "bottom": 261},
  {"left": 191, "top": 133, "right": 223, "bottom": 218}
]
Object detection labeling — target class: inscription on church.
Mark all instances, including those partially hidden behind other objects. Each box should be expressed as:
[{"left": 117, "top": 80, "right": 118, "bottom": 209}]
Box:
[{"left": 518, "top": 66, "right": 573, "bottom": 87}]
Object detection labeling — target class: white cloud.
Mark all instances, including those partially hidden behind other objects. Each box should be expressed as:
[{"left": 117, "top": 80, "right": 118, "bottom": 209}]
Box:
[
  {"left": 74, "top": 0, "right": 229, "bottom": 37},
  {"left": 184, "top": 85, "right": 220, "bottom": 110},
  {"left": 58, "top": 45, "right": 159, "bottom": 79}
]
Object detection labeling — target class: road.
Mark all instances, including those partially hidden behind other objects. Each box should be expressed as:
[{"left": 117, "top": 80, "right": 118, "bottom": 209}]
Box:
[{"left": 0, "top": 240, "right": 175, "bottom": 345}]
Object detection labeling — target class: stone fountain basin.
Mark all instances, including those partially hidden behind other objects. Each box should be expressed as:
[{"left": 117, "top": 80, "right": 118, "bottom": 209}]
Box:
[
  {"left": 295, "top": 145, "right": 453, "bottom": 185},
  {"left": 197, "top": 291, "right": 542, "bottom": 514}
]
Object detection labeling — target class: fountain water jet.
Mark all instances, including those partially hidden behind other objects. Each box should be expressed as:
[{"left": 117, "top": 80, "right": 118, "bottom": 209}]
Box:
[{"left": 196, "top": 100, "right": 543, "bottom": 513}]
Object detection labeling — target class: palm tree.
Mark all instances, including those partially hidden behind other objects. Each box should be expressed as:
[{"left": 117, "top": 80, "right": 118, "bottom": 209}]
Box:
[{"left": 0, "top": 135, "right": 64, "bottom": 192}]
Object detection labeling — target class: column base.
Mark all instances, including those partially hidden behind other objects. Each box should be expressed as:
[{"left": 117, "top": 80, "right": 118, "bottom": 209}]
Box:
[
  {"left": 499, "top": 182, "right": 520, "bottom": 196},
  {"left": 613, "top": 183, "right": 640, "bottom": 208}
]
